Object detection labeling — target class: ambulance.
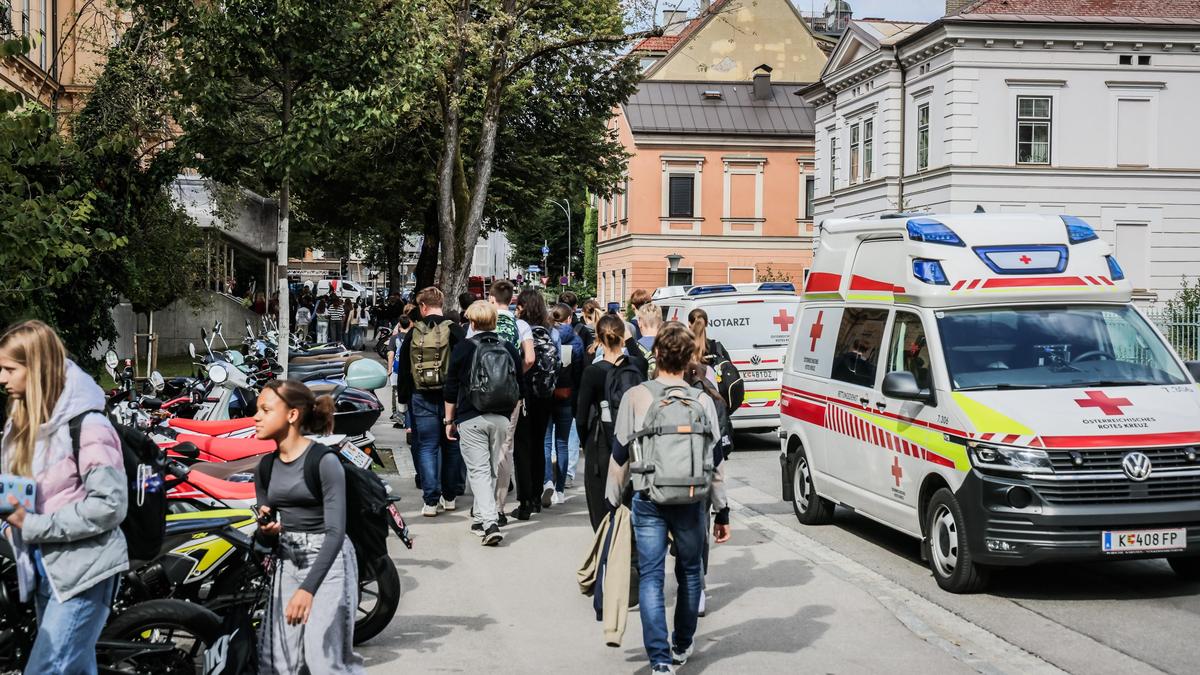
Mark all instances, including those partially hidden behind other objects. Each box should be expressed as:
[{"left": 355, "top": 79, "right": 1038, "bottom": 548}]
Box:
[
  {"left": 655, "top": 282, "right": 802, "bottom": 432},
  {"left": 778, "top": 213, "right": 1200, "bottom": 593}
]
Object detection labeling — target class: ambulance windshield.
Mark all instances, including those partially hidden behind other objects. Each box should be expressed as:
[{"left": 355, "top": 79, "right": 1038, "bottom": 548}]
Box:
[{"left": 937, "top": 305, "right": 1188, "bottom": 391}]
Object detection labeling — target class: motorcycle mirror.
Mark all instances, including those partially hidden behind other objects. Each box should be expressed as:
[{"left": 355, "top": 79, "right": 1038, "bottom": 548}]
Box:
[
  {"left": 173, "top": 442, "right": 200, "bottom": 460},
  {"left": 200, "top": 327, "right": 208, "bottom": 341},
  {"left": 105, "top": 364, "right": 117, "bottom": 380},
  {"left": 189, "top": 343, "right": 197, "bottom": 359},
  {"left": 214, "top": 321, "right": 223, "bottom": 336},
  {"left": 104, "top": 350, "right": 119, "bottom": 369},
  {"left": 208, "top": 364, "right": 228, "bottom": 385},
  {"left": 149, "top": 371, "right": 165, "bottom": 391}
]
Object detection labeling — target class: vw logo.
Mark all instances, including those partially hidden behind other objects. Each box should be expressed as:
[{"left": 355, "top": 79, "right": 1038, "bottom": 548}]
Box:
[
  {"left": 750, "top": 354, "right": 762, "bottom": 365},
  {"left": 1122, "top": 452, "right": 1153, "bottom": 482}
]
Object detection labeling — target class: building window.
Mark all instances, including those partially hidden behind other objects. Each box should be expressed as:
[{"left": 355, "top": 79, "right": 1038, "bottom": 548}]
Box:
[
  {"left": 829, "top": 135, "right": 838, "bottom": 192},
  {"left": 1016, "top": 96, "right": 1052, "bottom": 165},
  {"left": 668, "top": 267, "right": 694, "bottom": 287},
  {"left": 849, "top": 124, "right": 860, "bottom": 184},
  {"left": 805, "top": 176, "right": 815, "bottom": 218},
  {"left": 622, "top": 179, "right": 630, "bottom": 219},
  {"left": 668, "top": 175, "right": 694, "bottom": 218},
  {"left": 916, "top": 103, "right": 930, "bottom": 171},
  {"left": 863, "top": 119, "right": 874, "bottom": 180}
]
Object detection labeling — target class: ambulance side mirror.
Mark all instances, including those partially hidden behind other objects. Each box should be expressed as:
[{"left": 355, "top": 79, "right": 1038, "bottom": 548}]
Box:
[
  {"left": 1186, "top": 361, "right": 1200, "bottom": 383},
  {"left": 882, "top": 371, "right": 932, "bottom": 404}
]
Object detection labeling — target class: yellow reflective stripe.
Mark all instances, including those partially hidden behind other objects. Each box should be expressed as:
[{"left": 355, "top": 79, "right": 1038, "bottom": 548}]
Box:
[
  {"left": 803, "top": 292, "right": 842, "bottom": 301},
  {"left": 851, "top": 408, "right": 970, "bottom": 472},
  {"left": 951, "top": 392, "right": 1035, "bottom": 436},
  {"left": 845, "top": 293, "right": 893, "bottom": 302},
  {"left": 743, "top": 389, "right": 780, "bottom": 401}
]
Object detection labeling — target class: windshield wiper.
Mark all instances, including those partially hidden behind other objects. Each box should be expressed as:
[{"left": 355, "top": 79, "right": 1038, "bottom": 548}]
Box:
[
  {"left": 1073, "top": 379, "right": 1152, "bottom": 387},
  {"left": 955, "top": 383, "right": 1051, "bottom": 391}
]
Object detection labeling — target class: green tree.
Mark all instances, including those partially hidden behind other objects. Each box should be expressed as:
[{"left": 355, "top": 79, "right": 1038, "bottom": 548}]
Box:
[{"left": 582, "top": 198, "right": 598, "bottom": 286}]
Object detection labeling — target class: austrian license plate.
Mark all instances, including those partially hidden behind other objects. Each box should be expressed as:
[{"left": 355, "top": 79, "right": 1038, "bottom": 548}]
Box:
[
  {"left": 339, "top": 443, "right": 374, "bottom": 469},
  {"left": 742, "top": 369, "right": 778, "bottom": 383},
  {"left": 1101, "top": 528, "right": 1186, "bottom": 553}
]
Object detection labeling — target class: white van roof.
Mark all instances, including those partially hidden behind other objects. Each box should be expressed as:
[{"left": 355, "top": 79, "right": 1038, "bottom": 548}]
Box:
[
  {"left": 654, "top": 282, "right": 800, "bottom": 302},
  {"left": 806, "top": 213, "right": 1132, "bottom": 307}
]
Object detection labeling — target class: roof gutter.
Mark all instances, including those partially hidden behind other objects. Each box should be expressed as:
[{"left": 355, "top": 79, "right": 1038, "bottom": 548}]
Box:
[{"left": 893, "top": 46, "right": 907, "bottom": 210}]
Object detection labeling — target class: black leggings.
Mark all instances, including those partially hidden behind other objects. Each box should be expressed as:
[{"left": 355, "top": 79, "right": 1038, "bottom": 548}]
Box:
[{"left": 514, "top": 398, "right": 552, "bottom": 507}]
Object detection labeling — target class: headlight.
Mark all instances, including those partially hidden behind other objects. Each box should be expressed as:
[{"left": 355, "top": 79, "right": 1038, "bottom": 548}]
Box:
[{"left": 968, "top": 442, "right": 1053, "bottom": 474}]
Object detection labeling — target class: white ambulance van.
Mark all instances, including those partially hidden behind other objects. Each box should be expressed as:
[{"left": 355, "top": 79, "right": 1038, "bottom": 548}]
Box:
[
  {"left": 779, "top": 213, "right": 1200, "bottom": 592},
  {"left": 656, "top": 282, "right": 802, "bottom": 432}
]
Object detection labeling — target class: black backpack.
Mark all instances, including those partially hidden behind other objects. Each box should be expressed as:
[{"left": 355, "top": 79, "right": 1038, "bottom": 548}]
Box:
[
  {"left": 603, "top": 355, "right": 647, "bottom": 432},
  {"left": 257, "top": 444, "right": 390, "bottom": 576},
  {"left": 468, "top": 335, "right": 520, "bottom": 414},
  {"left": 525, "top": 325, "right": 559, "bottom": 399},
  {"left": 68, "top": 411, "right": 167, "bottom": 562},
  {"left": 714, "top": 359, "right": 744, "bottom": 414}
]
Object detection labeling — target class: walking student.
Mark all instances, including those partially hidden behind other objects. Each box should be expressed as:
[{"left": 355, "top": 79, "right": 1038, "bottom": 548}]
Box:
[
  {"left": 444, "top": 301, "right": 522, "bottom": 546},
  {"left": 0, "top": 320, "right": 129, "bottom": 674},
  {"left": 397, "top": 287, "right": 467, "bottom": 517},
  {"left": 543, "top": 303, "right": 584, "bottom": 505},
  {"left": 687, "top": 308, "right": 732, "bottom": 368},
  {"left": 253, "top": 381, "right": 364, "bottom": 674},
  {"left": 485, "top": 280, "right": 533, "bottom": 519},
  {"left": 607, "top": 321, "right": 729, "bottom": 673},
  {"left": 575, "top": 314, "right": 627, "bottom": 529},
  {"left": 511, "top": 289, "right": 559, "bottom": 521}
]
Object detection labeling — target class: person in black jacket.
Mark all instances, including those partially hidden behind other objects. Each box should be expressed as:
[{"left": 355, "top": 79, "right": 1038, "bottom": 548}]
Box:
[
  {"left": 574, "top": 314, "right": 629, "bottom": 530},
  {"left": 396, "top": 287, "right": 467, "bottom": 517},
  {"left": 444, "top": 301, "right": 521, "bottom": 546}
]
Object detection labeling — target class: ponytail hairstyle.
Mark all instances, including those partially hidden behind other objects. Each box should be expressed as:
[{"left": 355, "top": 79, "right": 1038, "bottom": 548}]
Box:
[
  {"left": 262, "top": 380, "right": 335, "bottom": 435},
  {"left": 595, "top": 314, "right": 625, "bottom": 356},
  {"left": 687, "top": 308, "right": 710, "bottom": 362},
  {"left": 0, "top": 321, "right": 67, "bottom": 477}
]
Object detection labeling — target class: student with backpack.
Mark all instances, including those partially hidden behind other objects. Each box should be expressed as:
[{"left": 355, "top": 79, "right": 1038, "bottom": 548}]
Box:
[
  {"left": 575, "top": 314, "right": 630, "bottom": 530},
  {"left": 632, "top": 303, "right": 663, "bottom": 377},
  {"left": 0, "top": 320, "right": 129, "bottom": 673},
  {"left": 444, "top": 301, "right": 522, "bottom": 546},
  {"left": 607, "top": 321, "right": 730, "bottom": 673},
  {"left": 252, "top": 380, "right": 364, "bottom": 674},
  {"left": 511, "top": 289, "right": 559, "bottom": 521},
  {"left": 543, "top": 303, "right": 584, "bottom": 506},
  {"left": 485, "top": 280, "right": 534, "bottom": 519},
  {"left": 396, "top": 287, "right": 467, "bottom": 517}
]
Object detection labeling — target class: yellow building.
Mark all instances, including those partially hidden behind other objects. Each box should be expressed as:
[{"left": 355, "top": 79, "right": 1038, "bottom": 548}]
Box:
[{"left": 1, "top": 0, "right": 118, "bottom": 111}]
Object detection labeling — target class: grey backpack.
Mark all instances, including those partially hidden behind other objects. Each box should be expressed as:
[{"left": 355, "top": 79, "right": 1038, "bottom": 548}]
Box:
[{"left": 630, "top": 381, "right": 714, "bottom": 505}]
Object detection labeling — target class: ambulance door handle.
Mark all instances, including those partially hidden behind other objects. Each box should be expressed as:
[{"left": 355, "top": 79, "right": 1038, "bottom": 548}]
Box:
[
  {"left": 874, "top": 401, "right": 887, "bottom": 410},
  {"left": 858, "top": 396, "right": 870, "bottom": 406}
]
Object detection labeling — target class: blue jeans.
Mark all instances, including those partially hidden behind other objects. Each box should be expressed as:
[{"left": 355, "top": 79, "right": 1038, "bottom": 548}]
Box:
[
  {"left": 29, "top": 555, "right": 118, "bottom": 675},
  {"left": 411, "top": 391, "right": 464, "bottom": 506},
  {"left": 631, "top": 493, "right": 705, "bottom": 670},
  {"left": 543, "top": 401, "right": 573, "bottom": 492}
]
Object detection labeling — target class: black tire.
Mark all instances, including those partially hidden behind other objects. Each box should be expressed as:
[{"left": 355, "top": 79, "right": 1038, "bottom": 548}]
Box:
[
  {"left": 354, "top": 555, "right": 401, "bottom": 645},
  {"left": 1167, "top": 556, "right": 1200, "bottom": 581},
  {"left": 101, "top": 599, "right": 223, "bottom": 675},
  {"left": 790, "top": 446, "right": 834, "bottom": 525},
  {"left": 923, "top": 488, "right": 989, "bottom": 593}
]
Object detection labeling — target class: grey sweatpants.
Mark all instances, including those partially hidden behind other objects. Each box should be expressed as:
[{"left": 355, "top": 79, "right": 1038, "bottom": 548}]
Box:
[
  {"left": 460, "top": 412, "right": 510, "bottom": 528},
  {"left": 494, "top": 402, "right": 521, "bottom": 513},
  {"left": 260, "top": 532, "right": 364, "bottom": 674}
]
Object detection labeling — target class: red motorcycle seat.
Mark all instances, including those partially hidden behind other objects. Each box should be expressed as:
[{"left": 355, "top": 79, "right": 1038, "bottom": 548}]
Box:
[
  {"left": 182, "top": 470, "right": 258, "bottom": 501},
  {"left": 168, "top": 418, "right": 254, "bottom": 436},
  {"left": 175, "top": 434, "right": 274, "bottom": 462}
]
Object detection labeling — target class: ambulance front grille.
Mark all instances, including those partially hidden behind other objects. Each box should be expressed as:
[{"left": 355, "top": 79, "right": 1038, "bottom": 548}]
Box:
[
  {"left": 1029, "top": 470, "right": 1200, "bottom": 504},
  {"left": 1045, "top": 447, "right": 1196, "bottom": 473}
]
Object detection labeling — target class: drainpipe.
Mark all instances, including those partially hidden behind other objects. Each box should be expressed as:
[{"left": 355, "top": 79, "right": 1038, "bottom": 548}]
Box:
[{"left": 893, "top": 48, "right": 907, "bottom": 211}]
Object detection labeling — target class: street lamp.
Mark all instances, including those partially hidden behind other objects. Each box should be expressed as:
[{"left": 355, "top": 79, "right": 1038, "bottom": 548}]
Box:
[
  {"left": 666, "top": 253, "right": 683, "bottom": 273},
  {"left": 549, "top": 198, "right": 572, "bottom": 282}
]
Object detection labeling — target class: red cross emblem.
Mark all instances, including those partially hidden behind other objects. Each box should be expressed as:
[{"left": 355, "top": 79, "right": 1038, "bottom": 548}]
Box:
[
  {"left": 891, "top": 455, "right": 903, "bottom": 487},
  {"left": 808, "top": 311, "right": 824, "bottom": 351},
  {"left": 1074, "top": 390, "right": 1133, "bottom": 416},
  {"left": 773, "top": 308, "right": 795, "bottom": 333},
  {"left": 1019, "top": 255, "right": 1032, "bottom": 265}
]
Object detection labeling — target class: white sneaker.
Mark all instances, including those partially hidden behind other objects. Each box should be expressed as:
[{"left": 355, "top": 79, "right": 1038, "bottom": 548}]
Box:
[
  {"left": 553, "top": 491, "right": 565, "bottom": 505},
  {"left": 440, "top": 497, "right": 456, "bottom": 512},
  {"left": 698, "top": 590, "right": 707, "bottom": 617},
  {"left": 421, "top": 504, "right": 438, "bottom": 517},
  {"left": 671, "top": 642, "right": 694, "bottom": 666},
  {"left": 541, "top": 482, "right": 554, "bottom": 507}
]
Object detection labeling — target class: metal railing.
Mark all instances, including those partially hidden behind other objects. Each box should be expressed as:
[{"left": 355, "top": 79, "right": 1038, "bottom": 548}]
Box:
[{"left": 1144, "top": 307, "right": 1200, "bottom": 361}]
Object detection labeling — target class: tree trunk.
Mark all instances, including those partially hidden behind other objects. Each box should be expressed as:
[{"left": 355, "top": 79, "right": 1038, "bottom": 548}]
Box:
[
  {"left": 275, "top": 85, "right": 293, "bottom": 377},
  {"left": 384, "top": 229, "right": 401, "bottom": 298},
  {"left": 414, "top": 202, "right": 439, "bottom": 291}
]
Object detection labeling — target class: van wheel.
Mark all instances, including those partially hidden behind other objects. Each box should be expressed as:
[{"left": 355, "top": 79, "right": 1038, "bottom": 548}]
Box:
[
  {"left": 1167, "top": 556, "right": 1200, "bottom": 581},
  {"left": 790, "top": 447, "right": 833, "bottom": 525},
  {"left": 924, "top": 488, "right": 989, "bottom": 593}
]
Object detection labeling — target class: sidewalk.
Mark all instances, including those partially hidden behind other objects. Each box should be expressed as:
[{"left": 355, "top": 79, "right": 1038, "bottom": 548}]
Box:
[{"left": 360, "top": 415, "right": 976, "bottom": 674}]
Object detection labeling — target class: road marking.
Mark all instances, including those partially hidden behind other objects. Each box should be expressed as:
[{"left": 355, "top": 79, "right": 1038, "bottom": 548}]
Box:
[{"left": 726, "top": 496, "right": 1066, "bottom": 675}]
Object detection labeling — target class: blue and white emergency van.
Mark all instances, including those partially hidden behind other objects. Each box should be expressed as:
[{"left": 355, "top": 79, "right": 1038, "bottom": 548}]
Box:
[{"left": 779, "top": 213, "right": 1200, "bottom": 592}]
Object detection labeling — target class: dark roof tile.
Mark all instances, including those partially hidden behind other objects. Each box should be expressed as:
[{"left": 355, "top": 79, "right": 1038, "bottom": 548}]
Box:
[{"left": 623, "top": 81, "right": 815, "bottom": 137}]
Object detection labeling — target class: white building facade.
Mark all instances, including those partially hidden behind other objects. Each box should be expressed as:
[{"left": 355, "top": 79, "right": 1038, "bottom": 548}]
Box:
[{"left": 803, "top": 11, "right": 1200, "bottom": 303}]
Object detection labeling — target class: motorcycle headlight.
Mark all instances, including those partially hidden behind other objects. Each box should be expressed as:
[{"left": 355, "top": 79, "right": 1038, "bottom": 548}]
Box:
[{"left": 968, "top": 442, "right": 1053, "bottom": 475}]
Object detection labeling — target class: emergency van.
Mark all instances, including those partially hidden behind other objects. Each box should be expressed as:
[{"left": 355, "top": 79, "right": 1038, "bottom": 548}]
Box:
[
  {"left": 656, "top": 282, "right": 801, "bottom": 431},
  {"left": 779, "top": 213, "right": 1200, "bottom": 592}
]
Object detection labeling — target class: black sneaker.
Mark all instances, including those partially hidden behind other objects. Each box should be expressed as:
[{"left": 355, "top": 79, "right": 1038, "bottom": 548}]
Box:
[
  {"left": 482, "top": 524, "right": 503, "bottom": 546},
  {"left": 511, "top": 505, "right": 531, "bottom": 521},
  {"left": 497, "top": 513, "right": 508, "bottom": 527},
  {"left": 470, "top": 522, "right": 485, "bottom": 537},
  {"left": 671, "top": 643, "right": 693, "bottom": 666}
]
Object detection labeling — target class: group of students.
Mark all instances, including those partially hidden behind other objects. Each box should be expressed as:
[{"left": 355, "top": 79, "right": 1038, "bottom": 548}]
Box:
[{"left": 293, "top": 292, "right": 372, "bottom": 348}]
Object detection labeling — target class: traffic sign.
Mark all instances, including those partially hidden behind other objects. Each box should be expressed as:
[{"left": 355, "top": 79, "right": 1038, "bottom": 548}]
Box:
[
  {"left": 541, "top": 245, "right": 550, "bottom": 256},
  {"left": 527, "top": 265, "right": 541, "bottom": 273},
  {"left": 560, "top": 276, "right": 568, "bottom": 286},
  {"left": 541, "top": 276, "right": 549, "bottom": 286}
]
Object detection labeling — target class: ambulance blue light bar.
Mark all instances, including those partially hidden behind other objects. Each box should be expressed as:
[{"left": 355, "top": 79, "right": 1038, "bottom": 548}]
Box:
[
  {"left": 1061, "top": 215, "right": 1099, "bottom": 244},
  {"left": 687, "top": 284, "right": 738, "bottom": 296},
  {"left": 757, "top": 282, "right": 796, "bottom": 292},
  {"left": 906, "top": 218, "right": 965, "bottom": 247},
  {"left": 1106, "top": 255, "right": 1125, "bottom": 281},
  {"left": 912, "top": 259, "right": 950, "bottom": 286}
]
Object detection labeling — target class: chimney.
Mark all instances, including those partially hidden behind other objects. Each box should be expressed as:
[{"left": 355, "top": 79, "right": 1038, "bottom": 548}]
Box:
[
  {"left": 753, "top": 64, "right": 773, "bottom": 101},
  {"left": 945, "top": 0, "right": 973, "bottom": 15},
  {"left": 663, "top": 10, "right": 689, "bottom": 35}
]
